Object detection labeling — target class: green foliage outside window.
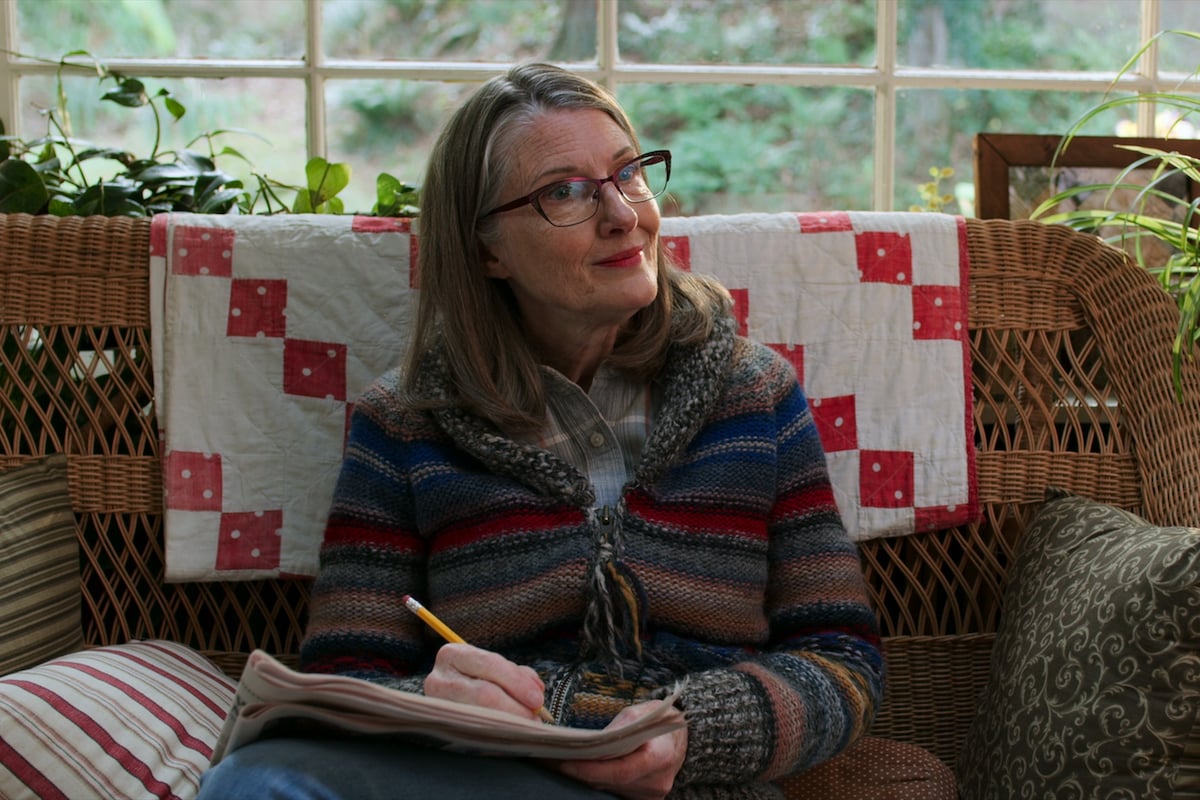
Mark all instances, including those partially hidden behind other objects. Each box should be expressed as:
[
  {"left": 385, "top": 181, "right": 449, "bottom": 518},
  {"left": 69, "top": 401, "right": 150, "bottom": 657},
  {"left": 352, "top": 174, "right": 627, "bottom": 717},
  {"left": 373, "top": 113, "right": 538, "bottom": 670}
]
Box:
[{"left": 5, "top": 0, "right": 1195, "bottom": 215}]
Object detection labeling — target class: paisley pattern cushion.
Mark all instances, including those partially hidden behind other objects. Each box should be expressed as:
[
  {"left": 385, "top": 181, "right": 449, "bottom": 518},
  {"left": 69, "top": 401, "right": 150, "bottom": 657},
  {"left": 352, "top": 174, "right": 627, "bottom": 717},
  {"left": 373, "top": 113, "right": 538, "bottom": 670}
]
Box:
[{"left": 957, "top": 490, "right": 1200, "bottom": 799}]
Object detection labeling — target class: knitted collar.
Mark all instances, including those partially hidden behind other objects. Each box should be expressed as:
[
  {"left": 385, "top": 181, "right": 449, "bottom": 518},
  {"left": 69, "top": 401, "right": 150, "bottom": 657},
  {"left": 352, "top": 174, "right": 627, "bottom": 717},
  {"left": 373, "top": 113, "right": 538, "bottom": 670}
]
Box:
[{"left": 410, "top": 307, "right": 738, "bottom": 507}]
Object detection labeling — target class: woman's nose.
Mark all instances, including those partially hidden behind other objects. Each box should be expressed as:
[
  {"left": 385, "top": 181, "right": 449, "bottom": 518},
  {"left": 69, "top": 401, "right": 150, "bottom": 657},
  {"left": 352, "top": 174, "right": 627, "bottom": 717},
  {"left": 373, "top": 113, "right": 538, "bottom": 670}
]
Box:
[{"left": 596, "top": 182, "right": 637, "bottom": 228}]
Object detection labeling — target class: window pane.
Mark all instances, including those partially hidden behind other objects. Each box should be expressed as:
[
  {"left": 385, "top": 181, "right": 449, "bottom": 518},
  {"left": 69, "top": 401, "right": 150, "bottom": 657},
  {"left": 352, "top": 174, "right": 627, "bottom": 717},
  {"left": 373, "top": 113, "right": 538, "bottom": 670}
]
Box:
[
  {"left": 324, "top": 79, "right": 480, "bottom": 214},
  {"left": 18, "top": 74, "right": 306, "bottom": 208},
  {"left": 897, "top": 0, "right": 1137, "bottom": 70},
  {"left": 321, "top": 0, "right": 589, "bottom": 62},
  {"left": 894, "top": 88, "right": 1113, "bottom": 216},
  {"left": 16, "top": 0, "right": 304, "bottom": 59},
  {"left": 620, "top": 0, "right": 876, "bottom": 66},
  {"left": 1158, "top": 5, "right": 1200, "bottom": 74},
  {"left": 619, "top": 84, "right": 874, "bottom": 214}
]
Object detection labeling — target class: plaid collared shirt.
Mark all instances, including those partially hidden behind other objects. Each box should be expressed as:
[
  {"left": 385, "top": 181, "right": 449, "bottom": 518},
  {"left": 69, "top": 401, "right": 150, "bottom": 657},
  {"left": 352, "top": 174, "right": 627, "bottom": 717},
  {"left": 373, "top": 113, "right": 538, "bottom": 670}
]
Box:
[{"left": 534, "top": 365, "right": 656, "bottom": 508}]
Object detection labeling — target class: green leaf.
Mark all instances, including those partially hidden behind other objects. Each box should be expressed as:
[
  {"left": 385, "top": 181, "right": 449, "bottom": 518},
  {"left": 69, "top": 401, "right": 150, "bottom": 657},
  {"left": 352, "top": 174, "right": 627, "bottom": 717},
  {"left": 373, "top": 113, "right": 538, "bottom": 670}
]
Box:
[
  {"left": 291, "top": 190, "right": 315, "bottom": 214},
  {"left": 163, "top": 96, "right": 186, "bottom": 121},
  {"left": 373, "top": 172, "right": 420, "bottom": 216},
  {"left": 0, "top": 159, "right": 50, "bottom": 213},
  {"left": 194, "top": 172, "right": 245, "bottom": 213},
  {"left": 72, "top": 183, "right": 147, "bottom": 217},
  {"left": 197, "top": 188, "right": 245, "bottom": 214},
  {"left": 215, "top": 145, "right": 254, "bottom": 165},
  {"left": 133, "top": 163, "right": 200, "bottom": 184},
  {"left": 178, "top": 150, "right": 217, "bottom": 172},
  {"left": 187, "top": 128, "right": 271, "bottom": 150},
  {"left": 47, "top": 197, "right": 77, "bottom": 216},
  {"left": 304, "top": 157, "right": 352, "bottom": 199},
  {"left": 376, "top": 172, "right": 402, "bottom": 207},
  {"left": 102, "top": 78, "right": 149, "bottom": 108},
  {"left": 72, "top": 146, "right": 134, "bottom": 167},
  {"left": 72, "top": 181, "right": 140, "bottom": 209}
]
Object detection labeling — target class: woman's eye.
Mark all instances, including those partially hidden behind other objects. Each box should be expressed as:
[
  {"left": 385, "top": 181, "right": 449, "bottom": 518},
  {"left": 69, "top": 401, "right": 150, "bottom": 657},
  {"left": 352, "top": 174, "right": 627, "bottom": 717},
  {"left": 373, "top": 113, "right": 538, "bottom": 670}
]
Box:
[
  {"left": 617, "top": 164, "right": 640, "bottom": 182},
  {"left": 544, "top": 182, "right": 581, "bottom": 203}
]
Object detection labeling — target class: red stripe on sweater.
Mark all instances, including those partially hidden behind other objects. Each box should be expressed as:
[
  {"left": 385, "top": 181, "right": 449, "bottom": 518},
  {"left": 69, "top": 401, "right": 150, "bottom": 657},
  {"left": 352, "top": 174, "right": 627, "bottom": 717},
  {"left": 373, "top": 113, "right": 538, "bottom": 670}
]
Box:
[
  {"left": 432, "top": 505, "right": 585, "bottom": 552},
  {"left": 0, "top": 736, "right": 70, "bottom": 800},
  {"left": 625, "top": 492, "right": 767, "bottom": 540},
  {"left": 6, "top": 678, "right": 178, "bottom": 799},
  {"left": 773, "top": 483, "right": 838, "bottom": 520},
  {"left": 322, "top": 518, "right": 423, "bottom": 551}
]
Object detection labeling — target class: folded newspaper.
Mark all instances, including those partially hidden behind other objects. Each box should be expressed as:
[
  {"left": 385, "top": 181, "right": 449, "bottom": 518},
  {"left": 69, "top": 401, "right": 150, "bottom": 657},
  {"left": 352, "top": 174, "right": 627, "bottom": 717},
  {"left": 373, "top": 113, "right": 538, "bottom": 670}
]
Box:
[{"left": 212, "top": 649, "right": 686, "bottom": 765}]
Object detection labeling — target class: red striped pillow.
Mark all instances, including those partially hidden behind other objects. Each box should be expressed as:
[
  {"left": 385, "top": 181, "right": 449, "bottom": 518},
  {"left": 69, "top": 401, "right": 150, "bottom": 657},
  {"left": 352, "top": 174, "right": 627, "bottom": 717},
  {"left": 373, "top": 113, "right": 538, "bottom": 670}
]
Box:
[{"left": 0, "top": 640, "right": 235, "bottom": 800}]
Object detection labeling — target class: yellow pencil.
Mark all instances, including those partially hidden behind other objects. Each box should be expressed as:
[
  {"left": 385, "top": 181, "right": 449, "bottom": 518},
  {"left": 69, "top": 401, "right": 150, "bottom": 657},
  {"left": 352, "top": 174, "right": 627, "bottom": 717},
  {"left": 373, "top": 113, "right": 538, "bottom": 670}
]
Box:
[{"left": 402, "top": 594, "right": 556, "bottom": 724}]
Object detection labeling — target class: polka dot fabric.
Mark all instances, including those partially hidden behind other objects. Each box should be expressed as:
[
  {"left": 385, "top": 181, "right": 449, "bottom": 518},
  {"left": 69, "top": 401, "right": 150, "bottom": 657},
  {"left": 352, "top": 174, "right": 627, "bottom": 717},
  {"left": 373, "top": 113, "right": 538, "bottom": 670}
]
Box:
[{"left": 776, "top": 736, "right": 957, "bottom": 799}]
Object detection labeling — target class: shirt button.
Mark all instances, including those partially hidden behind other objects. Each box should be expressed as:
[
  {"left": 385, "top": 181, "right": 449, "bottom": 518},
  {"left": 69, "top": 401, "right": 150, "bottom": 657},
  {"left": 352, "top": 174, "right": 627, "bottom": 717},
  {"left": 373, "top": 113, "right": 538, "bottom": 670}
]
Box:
[{"left": 589, "top": 431, "right": 606, "bottom": 448}]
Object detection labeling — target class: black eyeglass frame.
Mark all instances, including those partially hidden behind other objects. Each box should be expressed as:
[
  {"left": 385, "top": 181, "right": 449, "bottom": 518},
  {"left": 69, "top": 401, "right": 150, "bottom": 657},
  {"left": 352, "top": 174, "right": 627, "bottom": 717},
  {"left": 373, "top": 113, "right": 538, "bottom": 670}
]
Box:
[{"left": 480, "top": 150, "right": 672, "bottom": 227}]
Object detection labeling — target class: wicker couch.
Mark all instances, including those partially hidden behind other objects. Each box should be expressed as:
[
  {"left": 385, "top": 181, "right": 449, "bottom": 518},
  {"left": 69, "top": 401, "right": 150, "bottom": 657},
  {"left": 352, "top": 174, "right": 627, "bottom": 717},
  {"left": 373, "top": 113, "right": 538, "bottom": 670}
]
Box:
[{"left": 2, "top": 212, "right": 1199, "bottom": 796}]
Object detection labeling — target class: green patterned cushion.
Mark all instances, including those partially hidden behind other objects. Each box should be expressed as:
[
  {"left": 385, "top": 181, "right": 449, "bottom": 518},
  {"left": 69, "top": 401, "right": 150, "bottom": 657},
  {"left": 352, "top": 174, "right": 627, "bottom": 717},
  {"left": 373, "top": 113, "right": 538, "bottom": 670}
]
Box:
[
  {"left": 957, "top": 490, "right": 1200, "bottom": 798},
  {"left": 0, "top": 454, "right": 84, "bottom": 675}
]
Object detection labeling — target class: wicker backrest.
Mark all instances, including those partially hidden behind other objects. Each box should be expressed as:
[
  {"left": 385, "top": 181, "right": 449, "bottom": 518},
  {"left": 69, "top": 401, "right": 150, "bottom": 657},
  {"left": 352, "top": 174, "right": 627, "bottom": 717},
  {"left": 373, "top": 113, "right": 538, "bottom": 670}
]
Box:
[
  {"left": 3, "top": 212, "right": 1199, "bottom": 766},
  {"left": 0, "top": 214, "right": 306, "bottom": 678}
]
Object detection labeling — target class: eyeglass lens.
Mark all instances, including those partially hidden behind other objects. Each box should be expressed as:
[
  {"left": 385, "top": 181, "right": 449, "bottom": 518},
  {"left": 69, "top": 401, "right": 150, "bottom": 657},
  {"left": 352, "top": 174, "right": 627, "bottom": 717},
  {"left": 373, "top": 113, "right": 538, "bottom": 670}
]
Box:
[{"left": 537, "top": 153, "right": 669, "bottom": 227}]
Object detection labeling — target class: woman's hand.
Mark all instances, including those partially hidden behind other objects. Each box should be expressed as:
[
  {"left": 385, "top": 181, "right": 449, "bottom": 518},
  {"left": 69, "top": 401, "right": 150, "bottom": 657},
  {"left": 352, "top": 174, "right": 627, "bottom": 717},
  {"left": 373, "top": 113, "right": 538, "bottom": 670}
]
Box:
[
  {"left": 552, "top": 700, "right": 688, "bottom": 800},
  {"left": 422, "top": 642, "right": 547, "bottom": 722}
]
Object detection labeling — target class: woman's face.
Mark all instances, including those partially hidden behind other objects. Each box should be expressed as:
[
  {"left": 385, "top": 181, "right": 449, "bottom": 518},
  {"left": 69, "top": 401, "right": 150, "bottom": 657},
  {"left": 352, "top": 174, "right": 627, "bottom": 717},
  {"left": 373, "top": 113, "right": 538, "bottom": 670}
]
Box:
[{"left": 481, "top": 108, "right": 660, "bottom": 351}]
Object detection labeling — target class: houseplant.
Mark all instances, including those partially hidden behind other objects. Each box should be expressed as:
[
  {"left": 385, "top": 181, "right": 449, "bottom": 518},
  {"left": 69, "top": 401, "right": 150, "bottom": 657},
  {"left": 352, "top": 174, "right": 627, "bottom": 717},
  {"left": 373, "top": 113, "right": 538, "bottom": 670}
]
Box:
[
  {"left": 0, "top": 52, "right": 419, "bottom": 217},
  {"left": 1030, "top": 29, "right": 1200, "bottom": 397}
]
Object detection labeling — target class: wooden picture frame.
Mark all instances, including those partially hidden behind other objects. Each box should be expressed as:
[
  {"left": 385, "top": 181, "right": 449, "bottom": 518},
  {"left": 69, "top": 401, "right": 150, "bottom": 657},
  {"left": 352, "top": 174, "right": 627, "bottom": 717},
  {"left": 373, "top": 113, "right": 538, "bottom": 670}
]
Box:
[{"left": 973, "top": 132, "right": 1200, "bottom": 219}]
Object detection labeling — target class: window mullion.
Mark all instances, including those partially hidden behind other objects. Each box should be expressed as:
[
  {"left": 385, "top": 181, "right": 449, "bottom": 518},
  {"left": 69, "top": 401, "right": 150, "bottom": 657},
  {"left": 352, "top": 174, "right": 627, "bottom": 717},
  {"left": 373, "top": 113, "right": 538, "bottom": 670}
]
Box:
[
  {"left": 307, "top": 0, "right": 325, "bottom": 161},
  {"left": 1138, "top": 0, "right": 1160, "bottom": 135},
  {"left": 597, "top": 0, "right": 618, "bottom": 92},
  {"left": 874, "top": 0, "right": 898, "bottom": 211},
  {"left": 0, "top": 0, "right": 17, "bottom": 137}
]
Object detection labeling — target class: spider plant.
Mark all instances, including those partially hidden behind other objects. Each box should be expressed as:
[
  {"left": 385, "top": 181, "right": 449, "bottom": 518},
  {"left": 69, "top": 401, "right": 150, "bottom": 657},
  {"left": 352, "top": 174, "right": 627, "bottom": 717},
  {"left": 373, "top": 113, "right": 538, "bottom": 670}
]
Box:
[{"left": 1031, "top": 29, "right": 1200, "bottom": 399}]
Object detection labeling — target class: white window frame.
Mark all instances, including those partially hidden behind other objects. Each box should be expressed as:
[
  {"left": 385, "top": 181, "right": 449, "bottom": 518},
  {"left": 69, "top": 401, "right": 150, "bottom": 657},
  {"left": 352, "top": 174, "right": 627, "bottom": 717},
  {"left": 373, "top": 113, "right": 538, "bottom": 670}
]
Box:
[{"left": 0, "top": 0, "right": 1180, "bottom": 210}]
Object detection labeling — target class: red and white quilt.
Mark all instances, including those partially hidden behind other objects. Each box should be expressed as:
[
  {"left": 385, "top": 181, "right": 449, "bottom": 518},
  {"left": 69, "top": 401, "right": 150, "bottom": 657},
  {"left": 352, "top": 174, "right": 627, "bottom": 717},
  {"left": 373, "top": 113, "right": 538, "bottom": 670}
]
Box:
[
  {"left": 151, "top": 211, "right": 977, "bottom": 581},
  {"left": 661, "top": 211, "right": 978, "bottom": 544}
]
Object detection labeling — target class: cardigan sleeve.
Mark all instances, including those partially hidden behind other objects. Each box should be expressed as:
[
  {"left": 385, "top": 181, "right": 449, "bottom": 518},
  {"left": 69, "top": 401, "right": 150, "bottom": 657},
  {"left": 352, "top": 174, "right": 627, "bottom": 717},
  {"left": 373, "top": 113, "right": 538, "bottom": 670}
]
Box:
[
  {"left": 672, "top": 347, "right": 885, "bottom": 788},
  {"left": 298, "top": 371, "right": 430, "bottom": 694}
]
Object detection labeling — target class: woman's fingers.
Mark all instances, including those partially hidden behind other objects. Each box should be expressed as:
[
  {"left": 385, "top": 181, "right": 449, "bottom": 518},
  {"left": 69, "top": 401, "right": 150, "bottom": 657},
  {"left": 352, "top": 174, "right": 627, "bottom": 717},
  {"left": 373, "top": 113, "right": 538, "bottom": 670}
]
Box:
[
  {"left": 423, "top": 643, "right": 546, "bottom": 720},
  {"left": 553, "top": 701, "right": 688, "bottom": 800}
]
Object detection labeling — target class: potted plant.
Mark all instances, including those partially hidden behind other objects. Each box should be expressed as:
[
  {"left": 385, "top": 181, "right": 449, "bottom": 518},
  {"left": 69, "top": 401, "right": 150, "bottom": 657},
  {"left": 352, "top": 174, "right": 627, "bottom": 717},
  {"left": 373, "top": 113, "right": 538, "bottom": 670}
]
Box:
[
  {"left": 0, "top": 52, "right": 420, "bottom": 217},
  {"left": 1030, "top": 29, "right": 1200, "bottom": 397}
]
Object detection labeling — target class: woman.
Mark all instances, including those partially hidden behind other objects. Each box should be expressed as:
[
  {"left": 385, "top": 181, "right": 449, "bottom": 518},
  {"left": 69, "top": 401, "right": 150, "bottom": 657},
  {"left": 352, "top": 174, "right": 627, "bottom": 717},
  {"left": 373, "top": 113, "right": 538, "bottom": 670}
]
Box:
[{"left": 200, "top": 62, "right": 883, "bottom": 800}]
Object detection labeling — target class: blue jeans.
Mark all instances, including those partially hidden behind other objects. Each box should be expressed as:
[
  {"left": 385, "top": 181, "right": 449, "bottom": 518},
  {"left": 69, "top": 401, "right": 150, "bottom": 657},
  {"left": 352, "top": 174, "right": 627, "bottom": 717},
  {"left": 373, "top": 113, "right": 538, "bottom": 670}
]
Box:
[{"left": 198, "top": 735, "right": 618, "bottom": 800}]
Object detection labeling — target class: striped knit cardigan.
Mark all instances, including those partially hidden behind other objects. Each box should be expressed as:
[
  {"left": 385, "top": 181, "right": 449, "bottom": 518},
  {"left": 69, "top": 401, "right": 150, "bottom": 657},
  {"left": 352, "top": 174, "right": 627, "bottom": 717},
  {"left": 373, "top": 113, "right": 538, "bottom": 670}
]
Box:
[{"left": 300, "top": 309, "right": 884, "bottom": 799}]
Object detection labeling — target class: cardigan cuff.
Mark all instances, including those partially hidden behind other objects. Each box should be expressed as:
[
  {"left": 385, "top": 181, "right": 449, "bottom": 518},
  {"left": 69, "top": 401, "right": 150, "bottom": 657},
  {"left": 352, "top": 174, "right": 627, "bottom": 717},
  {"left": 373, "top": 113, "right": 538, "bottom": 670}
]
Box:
[{"left": 674, "top": 668, "right": 773, "bottom": 787}]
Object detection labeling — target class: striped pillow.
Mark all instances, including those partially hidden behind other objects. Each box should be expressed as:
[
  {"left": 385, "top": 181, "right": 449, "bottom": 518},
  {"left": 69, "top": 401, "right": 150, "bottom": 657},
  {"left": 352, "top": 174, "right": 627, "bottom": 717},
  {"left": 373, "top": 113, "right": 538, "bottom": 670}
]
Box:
[
  {"left": 0, "top": 454, "right": 84, "bottom": 675},
  {"left": 0, "top": 640, "right": 236, "bottom": 800}
]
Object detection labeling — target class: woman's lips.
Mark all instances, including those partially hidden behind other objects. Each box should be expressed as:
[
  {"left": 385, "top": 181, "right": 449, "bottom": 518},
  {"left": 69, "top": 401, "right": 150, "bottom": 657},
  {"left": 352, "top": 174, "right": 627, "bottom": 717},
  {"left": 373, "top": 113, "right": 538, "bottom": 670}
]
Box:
[{"left": 596, "top": 247, "right": 644, "bottom": 268}]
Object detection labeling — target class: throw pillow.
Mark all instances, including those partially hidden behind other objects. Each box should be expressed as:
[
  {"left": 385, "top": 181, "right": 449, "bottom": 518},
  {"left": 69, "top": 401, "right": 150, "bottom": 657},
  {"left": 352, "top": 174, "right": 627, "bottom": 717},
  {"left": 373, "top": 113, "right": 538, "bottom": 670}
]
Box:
[
  {"left": 0, "top": 640, "right": 236, "bottom": 800},
  {"left": 0, "top": 453, "right": 84, "bottom": 675},
  {"left": 957, "top": 489, "right": 1200, "bottom": 799}
]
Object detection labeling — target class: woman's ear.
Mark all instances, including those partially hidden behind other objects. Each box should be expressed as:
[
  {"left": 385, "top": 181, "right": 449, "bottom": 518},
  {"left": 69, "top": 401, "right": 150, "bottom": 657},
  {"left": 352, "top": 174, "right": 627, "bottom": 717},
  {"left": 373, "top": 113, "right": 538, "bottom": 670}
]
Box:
[{"left": 479, "top": 243, "right": 510, "bottom": 279}]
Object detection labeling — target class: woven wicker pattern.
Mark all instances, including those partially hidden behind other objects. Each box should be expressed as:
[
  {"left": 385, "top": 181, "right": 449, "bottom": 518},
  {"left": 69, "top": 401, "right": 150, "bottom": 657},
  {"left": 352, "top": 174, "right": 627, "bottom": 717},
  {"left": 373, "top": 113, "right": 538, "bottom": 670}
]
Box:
[
  {"left": 862, "top": 218, "right": 1200, "bottom": 767},
  {"left": 3, "top": 213, "right": 1199, "bottom": 772},
  {"left": 0, "top": 214, "right": 306, "bottom": 679}
]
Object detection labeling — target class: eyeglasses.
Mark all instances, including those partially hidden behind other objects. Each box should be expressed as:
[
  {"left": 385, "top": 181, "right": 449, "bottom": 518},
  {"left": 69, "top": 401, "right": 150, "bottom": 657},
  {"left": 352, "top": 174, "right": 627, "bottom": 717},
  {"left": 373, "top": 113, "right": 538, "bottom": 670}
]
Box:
[{"left": 481, "top": 150, "right": 671, "bottom": 228}]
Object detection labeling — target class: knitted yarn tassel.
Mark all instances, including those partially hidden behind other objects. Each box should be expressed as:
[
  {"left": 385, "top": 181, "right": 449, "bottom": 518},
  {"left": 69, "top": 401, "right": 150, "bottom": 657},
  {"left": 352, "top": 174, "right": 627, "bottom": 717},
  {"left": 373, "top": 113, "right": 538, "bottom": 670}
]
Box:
[{"left": 582, "top": 506, "right": 646, "bottom": 673}]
